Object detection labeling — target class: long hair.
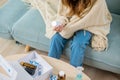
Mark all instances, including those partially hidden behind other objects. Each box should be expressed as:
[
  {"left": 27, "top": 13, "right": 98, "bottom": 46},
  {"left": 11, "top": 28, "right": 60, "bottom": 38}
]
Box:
[{"left": 62, "top": 0, "right": 91, "bottom": 16}]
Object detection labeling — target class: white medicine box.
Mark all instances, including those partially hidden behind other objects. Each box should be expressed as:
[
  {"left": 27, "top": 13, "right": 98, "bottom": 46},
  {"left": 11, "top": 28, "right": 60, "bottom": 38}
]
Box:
[{"left": 17, "top": 51, "right": 53, "bottom": 80}]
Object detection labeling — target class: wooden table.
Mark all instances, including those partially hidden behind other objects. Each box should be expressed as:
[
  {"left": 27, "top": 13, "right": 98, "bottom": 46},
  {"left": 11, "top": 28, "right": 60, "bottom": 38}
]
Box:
[{"left": 5, "top": 54, "right": 91, "bottom": 80}]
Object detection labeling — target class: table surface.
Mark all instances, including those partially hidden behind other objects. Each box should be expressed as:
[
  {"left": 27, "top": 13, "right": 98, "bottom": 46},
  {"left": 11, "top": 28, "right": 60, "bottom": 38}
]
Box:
[{"left": 4, "top": 54, "right": 90, "bottom": 80}]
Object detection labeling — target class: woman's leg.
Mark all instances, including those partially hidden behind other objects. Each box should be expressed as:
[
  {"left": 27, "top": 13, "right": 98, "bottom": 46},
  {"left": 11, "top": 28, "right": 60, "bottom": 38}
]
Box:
[
  {"left": 48, "top": 33, "right": 68, "bottom": 59},
  {"left": 70, "top": 30, "right": 92, "bottom": 67}
]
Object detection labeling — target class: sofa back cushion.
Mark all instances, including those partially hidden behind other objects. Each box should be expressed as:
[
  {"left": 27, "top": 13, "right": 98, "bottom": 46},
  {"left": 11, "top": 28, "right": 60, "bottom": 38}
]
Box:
[{"left": 106, "top": 0, "right": 120, "bottom": 15}]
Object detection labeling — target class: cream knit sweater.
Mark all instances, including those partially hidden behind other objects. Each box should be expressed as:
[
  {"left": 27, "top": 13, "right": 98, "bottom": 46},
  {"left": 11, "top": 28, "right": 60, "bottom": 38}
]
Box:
[{"left": 24, "top": 0, "right": 112, "bottom": 51}]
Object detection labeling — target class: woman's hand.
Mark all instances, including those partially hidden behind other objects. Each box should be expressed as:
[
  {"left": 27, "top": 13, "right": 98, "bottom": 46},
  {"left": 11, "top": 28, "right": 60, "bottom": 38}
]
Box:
[{"left": 53, "top": 25, "right": 64, "bottom": 32}]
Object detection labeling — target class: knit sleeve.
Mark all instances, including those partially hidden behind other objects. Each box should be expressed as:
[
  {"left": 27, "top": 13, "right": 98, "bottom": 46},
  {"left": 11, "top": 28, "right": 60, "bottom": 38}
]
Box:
[{"left": 55, "top": 0, "right": 69, "bottom": 26}]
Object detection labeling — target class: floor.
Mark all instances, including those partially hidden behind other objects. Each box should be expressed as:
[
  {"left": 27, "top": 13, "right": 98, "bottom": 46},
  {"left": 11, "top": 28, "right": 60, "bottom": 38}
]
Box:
[
  {"left": 0, "top": 0, "right": 7, "bottom": 7},
  {"left": 0, "top": 0, "right": 120, "bottom": 80}
]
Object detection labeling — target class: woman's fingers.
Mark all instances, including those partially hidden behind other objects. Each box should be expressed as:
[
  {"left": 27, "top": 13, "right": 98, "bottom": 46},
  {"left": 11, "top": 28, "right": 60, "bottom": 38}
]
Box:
[
  {"left": 53, "top": 27, "right": 58, "bottom": 30},
  {"left": 53, "top": 25, "right": 64, "bottom": 32}
]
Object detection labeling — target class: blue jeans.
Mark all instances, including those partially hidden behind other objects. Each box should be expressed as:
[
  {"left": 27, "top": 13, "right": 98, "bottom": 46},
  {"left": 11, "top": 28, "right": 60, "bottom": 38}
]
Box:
[{"left": 48, "top": 30, "right": 92, "bottom": 67}]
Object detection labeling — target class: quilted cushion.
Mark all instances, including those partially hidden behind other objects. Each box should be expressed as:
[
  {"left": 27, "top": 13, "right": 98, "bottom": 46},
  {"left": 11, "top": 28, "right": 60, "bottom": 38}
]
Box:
[{"left": 12, "top": 9, "right": 50, "bottom": 51}]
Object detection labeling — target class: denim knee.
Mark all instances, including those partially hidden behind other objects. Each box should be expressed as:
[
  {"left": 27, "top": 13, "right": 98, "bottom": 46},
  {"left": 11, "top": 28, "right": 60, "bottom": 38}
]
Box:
[{"left": 48, "top": 33, "right": 68, "bottom": 59}]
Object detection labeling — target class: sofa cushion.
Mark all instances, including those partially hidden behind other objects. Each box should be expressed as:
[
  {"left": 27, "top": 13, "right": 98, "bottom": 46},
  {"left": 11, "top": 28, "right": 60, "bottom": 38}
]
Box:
[
  {"left": 106, "top": 0, "right": 120, "bottom": 15},
  {"left": 0, "top": 0, "right": 29, "bottom": 39},
  {"left": 12, "top": 9, "right": 50, "bottom": 51}
]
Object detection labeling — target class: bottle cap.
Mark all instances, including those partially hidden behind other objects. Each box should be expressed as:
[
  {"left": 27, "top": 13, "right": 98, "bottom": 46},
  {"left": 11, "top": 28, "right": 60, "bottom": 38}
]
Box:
[
  {"left": 59, "top": 71, "right": 65, "bottom": 77},
  {"left": 51, "top": 21, "right": 57, "bottom": 27},
  {"left": 76, "top": 67, "right": 84, "bottom": 71},
  {"left": 76, "top": 67, "right": 84, "bottom": 74}
]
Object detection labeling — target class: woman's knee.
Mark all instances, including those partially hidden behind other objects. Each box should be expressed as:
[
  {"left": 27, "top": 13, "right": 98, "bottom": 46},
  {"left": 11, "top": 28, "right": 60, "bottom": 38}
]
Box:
[
  {"left": 51, "top": 33, "right": 68, "bottom": 47},
  {"left": 71, "top": 30, "right": 92, "bottom": 47}
]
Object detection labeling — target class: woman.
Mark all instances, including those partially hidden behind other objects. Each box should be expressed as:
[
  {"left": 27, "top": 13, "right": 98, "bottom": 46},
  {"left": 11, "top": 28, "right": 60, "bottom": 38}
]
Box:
[{"left": 48, "top": 0, "right": 112, "bottom": 67}]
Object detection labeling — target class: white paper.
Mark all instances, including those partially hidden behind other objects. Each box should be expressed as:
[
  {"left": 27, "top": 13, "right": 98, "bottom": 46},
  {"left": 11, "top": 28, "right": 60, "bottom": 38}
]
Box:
[{"left": 0, "top": 55, "right": 17, "bottom": 80}]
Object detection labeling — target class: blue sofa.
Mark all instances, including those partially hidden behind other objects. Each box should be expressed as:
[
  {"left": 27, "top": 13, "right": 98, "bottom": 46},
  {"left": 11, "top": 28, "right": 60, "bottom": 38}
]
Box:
[{"left": 0, "top": 0, "right": 120, "bottom": 74}]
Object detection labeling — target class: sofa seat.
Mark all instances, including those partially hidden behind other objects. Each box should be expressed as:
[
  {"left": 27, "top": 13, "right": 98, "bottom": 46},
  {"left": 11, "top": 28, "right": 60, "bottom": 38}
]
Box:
[
  {"left": 0, "top": 0, "right": 29, "bottom": 39},
  {"left": 12, "top": 9, "right": 50, "bottom": 51}
]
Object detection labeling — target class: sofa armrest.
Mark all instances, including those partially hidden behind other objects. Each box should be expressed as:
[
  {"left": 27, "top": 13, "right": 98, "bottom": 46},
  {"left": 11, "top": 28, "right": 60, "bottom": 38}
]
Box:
[
  {"left": 0, "top": 0, "right": 29, "bottom": 39},
  {"left": 0, "top": 0, "right": 29, "bottom": 28}
]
